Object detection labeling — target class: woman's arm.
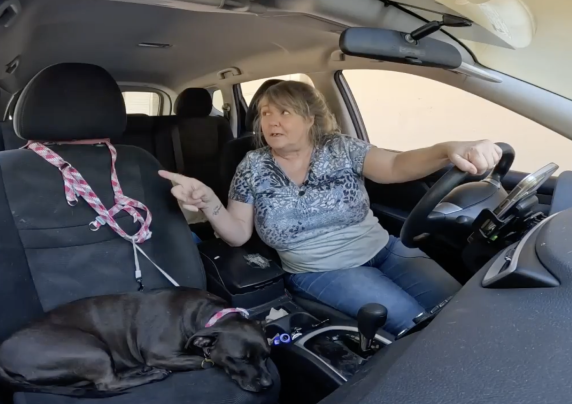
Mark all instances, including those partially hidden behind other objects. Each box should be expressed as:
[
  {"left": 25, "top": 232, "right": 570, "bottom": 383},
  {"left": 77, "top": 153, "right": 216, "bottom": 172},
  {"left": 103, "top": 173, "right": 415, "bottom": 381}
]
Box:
[
  {"left": 158, "top": 171, "right": 254, "bottom": 247},
  {"left": 202, "top": 199, "right": 254, "bottom": 247},
  {"left": 362, "top": 140, "right": 502, "bottom": 184}
]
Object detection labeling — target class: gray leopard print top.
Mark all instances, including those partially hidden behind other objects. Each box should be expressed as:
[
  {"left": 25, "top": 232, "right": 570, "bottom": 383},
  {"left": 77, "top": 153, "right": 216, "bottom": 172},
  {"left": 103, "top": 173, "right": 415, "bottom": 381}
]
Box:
[{"left": 229, "top": 133, "right": 389, "bottom": 273}]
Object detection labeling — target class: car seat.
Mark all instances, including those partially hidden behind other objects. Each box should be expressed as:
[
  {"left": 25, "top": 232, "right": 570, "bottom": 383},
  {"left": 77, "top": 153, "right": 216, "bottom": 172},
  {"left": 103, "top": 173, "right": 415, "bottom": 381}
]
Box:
[{"left": 0, "top": 62, "right": 280, "bottom": 404}]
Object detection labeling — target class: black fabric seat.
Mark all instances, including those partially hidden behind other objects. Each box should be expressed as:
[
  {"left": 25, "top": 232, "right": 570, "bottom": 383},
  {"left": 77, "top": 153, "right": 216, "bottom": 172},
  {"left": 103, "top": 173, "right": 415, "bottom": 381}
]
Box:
[
  {"left": 120, "top": 114, "right": 157, "bottom": 156},
  {"left": 118, "top": 114, "right": 179, "bottom": 173},
  {"left": 0, "top": 63, "right": 279, "bottom": 404},
  {"left": 219, "top": 79, "right": 283, "bottom": 204},
  {"left": 0, "top": 120, "right": 26, "bottom": 151},
  {"left": 154, "top": 88, "right": 233, "bottom": 201}
]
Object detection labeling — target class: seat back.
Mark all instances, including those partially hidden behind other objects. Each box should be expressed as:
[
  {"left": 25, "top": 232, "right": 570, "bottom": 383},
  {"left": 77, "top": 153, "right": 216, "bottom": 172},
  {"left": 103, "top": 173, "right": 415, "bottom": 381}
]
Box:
[
  {"left": 0, "top": 63, "right": 205, "bottom": 341},
  {"left": 165, "top": 88, "right": 233, "bottom": 200},
  {"left": 120, "top": 114, "right": 156, "bottom": 155},
  {"left": 0, "top": 120, "right": 26, "bottom": 151},
  {"left": 220, "top": 79, "right": 283, "bottom": 204}
]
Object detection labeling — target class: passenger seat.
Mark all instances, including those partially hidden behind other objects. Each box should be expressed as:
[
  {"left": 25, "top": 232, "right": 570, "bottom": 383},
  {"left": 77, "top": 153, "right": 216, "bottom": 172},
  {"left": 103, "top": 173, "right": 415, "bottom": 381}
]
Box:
[
  {"left": 0, "top": 62, "right": 280, "bottom": 404},
  {"left": 0, "top": 120, "right": 26, "bottom": 151}
]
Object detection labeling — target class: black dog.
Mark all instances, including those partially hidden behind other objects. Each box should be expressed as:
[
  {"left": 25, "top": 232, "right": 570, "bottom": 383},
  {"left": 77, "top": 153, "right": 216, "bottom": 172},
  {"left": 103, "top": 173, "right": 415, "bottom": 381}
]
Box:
[{"left": 0, "top": 287, "right": 272, "bottom": 396}]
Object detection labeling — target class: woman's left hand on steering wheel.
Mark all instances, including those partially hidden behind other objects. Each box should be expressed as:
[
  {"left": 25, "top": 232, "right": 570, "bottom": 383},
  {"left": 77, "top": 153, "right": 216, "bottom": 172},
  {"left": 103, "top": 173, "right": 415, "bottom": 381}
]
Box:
[{"left": 444, "top": 140, "right": 503, "bottom": 176}]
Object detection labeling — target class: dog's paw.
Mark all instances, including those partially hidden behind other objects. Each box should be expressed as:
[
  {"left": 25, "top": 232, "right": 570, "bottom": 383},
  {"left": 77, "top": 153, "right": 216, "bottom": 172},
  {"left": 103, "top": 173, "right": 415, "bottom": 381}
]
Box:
[{"left": 147, "top": 368, "right": 171, "bottom": 380}]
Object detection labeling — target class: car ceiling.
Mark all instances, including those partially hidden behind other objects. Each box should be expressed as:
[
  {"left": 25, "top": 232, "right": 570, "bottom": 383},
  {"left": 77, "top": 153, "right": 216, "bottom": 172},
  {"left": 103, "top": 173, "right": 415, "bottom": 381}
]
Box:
[
  {"left": 0, "top": 0, "right": 339, "bottom": 93},
  {"left": 4, "top": 0, "right": 530, "bottom": 97}
]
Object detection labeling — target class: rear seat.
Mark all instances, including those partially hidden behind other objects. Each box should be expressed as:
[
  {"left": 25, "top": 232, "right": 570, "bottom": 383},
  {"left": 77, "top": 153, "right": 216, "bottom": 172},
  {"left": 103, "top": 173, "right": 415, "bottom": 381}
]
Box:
[
  {"left": 2, "top": 88, "right": 232, "bottom": 227},
  {"left": 153, "top": 88, "right": 233, "bottom": 201},
  {"left": 2, "top": 114, "right": 165, "bottom": 156},
  {"left": 120, "top": 114, "right": 156, "bottom": 154},
  {"left": 116, "top": 114, "right": 177, "bottom": 173}
]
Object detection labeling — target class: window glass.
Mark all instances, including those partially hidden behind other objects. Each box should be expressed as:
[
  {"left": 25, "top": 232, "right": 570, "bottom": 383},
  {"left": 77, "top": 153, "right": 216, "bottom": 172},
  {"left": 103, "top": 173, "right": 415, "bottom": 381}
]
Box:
[
  {"left": 212, "top": 89, "right": 224, "bottom": 112},
  {"left": 240, "top": 74, "right": 314, "bottom": 105},
  {"left": 343, "top": 69, "right": 572, "bottom": 174},
  {"left": 122, "top": 91, "right": 161, "bottom": 116}
]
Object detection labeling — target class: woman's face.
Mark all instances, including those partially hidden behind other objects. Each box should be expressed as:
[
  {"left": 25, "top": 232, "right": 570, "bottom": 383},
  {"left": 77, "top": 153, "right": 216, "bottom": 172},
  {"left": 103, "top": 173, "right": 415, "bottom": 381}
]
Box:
[{"left": 259, "top": 101, "right": 314, "bottom": 152}]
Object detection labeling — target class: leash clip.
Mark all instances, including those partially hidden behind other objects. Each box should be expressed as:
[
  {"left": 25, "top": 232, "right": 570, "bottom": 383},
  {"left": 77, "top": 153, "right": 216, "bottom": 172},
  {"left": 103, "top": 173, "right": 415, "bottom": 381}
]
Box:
[
  {"left": 89, "top": 216, "right": 106, "bottom": 231},
  {"left": 201, "top": 358, "right": 214, "bottom": 369}
]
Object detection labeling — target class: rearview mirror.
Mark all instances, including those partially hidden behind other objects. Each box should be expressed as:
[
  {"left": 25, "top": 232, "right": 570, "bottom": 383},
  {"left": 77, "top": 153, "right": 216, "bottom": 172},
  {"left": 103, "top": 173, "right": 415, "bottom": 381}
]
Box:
[{"left": 339, "top": 27, "right": 462, "bottom": 69}]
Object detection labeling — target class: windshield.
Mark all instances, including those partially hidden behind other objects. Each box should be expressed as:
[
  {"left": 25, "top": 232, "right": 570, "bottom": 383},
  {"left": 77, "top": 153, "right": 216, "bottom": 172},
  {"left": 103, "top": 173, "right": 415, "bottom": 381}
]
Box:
[{"left": 451, "top": 0, "right": 571, "bottom": 100}]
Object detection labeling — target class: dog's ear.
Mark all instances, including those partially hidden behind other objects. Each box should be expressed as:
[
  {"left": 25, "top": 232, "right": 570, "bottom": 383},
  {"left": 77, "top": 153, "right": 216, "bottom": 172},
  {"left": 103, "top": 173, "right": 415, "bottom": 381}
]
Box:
[{"left": 187, "top": 328, "right": 220, "bottom": 350}]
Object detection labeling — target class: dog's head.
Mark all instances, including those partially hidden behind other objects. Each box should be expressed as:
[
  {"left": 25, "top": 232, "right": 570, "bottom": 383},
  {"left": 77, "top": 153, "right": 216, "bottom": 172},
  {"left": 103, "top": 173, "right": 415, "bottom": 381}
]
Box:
[{"left": 189, "top": 317, "right": 272, "bottom": 392}]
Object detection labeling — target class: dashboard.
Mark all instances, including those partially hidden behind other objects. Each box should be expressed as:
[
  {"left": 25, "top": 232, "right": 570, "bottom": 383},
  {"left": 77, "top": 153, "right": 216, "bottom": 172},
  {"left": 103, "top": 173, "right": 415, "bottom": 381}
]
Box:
[{"left": 320, "top": 170, "right": 572, "bottom": 404}]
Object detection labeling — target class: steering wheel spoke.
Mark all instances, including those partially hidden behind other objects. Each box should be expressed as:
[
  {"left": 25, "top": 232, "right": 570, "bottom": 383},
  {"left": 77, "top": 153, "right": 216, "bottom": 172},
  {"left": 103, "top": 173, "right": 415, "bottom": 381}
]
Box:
[{"left": 399, "top": 143, "right": 515, "bottom": 248}]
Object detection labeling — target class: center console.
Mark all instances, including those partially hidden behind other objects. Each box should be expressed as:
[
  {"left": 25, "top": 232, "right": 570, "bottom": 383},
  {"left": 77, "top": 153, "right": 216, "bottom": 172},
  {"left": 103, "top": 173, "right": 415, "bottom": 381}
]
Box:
[{"left": 198, "top": 238, "right": 394, "bottom": 403}]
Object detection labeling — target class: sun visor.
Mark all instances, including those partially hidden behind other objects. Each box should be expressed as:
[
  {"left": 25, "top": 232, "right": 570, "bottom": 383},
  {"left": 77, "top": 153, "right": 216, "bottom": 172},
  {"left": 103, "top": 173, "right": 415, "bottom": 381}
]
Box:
[
  {"left": 435, "top": 0, "right": 536, "bottom": 49},
  {"left": 395, "top": 0, "right": 535, "bottom": 49}
]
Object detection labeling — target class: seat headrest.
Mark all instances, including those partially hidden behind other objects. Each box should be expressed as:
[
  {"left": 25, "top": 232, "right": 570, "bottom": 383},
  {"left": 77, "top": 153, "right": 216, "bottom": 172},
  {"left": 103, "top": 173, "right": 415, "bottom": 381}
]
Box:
[
  {"left": 175, "top": 88, "right": 212, "bottom": 118},
  {"left": 14, "top": 63, "right": 126, "bottom": 142},
  {"left": 244, "top": 79, "right": 284, "bottom": 134}
]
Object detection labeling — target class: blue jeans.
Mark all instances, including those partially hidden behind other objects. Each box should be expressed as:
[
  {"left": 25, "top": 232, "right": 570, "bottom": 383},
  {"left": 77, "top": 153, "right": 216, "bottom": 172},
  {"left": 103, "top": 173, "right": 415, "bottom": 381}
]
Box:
[{"left": 286, "top": 235, "right": 461, "bottom": 335}]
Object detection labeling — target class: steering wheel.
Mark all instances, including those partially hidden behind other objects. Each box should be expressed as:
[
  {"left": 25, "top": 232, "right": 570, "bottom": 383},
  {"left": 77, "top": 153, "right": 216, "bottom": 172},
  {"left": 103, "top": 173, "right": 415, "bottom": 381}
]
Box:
[{"left": 400, "top": 142, "right": 516, "bottom": 248}]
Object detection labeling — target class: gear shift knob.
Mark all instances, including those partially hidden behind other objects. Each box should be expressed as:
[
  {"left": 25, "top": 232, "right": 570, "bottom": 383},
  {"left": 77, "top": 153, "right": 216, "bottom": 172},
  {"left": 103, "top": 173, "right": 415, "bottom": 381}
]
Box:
[{"left": 357, "top": 303, "right": 387, "bottom": 351}]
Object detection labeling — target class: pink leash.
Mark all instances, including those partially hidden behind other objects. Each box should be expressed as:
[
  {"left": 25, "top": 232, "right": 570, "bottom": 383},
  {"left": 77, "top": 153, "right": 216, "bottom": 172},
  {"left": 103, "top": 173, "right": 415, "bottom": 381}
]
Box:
[{"left": 24, "top": 140, "right": 179, "bottom": 290}]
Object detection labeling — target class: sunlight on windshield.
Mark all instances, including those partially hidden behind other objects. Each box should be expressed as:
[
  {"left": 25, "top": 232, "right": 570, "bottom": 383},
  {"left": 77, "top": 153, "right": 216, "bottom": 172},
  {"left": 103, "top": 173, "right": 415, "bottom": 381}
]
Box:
[{"left": 458, "top": 0, "right": 572, "bottom": 100}]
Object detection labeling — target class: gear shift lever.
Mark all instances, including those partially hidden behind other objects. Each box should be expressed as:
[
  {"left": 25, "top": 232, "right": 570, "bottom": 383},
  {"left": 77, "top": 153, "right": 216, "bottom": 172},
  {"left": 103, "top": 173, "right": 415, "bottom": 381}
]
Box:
[{"left": 357, "top": 303, "right": 387, "bottom": 352}]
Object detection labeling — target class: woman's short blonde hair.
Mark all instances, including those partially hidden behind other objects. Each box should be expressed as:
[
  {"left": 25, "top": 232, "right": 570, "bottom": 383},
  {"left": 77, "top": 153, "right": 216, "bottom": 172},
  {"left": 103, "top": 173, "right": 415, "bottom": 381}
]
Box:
[{"left": 254, "top": 81, "right": 340, "bottom": 147}]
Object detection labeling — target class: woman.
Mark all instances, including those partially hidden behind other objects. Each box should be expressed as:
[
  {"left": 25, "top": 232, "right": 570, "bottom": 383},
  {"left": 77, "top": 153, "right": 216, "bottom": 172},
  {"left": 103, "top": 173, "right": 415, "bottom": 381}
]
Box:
[{"left": 159, "top": 81, "right": 502, "bottom": 335}]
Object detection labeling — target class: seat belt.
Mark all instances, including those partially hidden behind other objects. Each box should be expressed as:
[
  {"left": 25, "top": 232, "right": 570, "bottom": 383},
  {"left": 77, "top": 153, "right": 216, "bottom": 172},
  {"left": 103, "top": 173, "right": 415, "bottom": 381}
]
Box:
[
  {"left": 24, "top": 140, "right": 180, "bottom": 290},
  {"left": 171, "top": 125, "right": 185, "bottom": 174},
  {"left": 222, "top": 103, "right": 231, "bottom": 122}
]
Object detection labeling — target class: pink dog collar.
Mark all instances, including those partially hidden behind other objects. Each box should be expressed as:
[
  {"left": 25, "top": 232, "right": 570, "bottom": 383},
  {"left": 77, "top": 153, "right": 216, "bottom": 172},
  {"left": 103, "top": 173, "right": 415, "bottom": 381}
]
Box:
[{"left": 205, "top": 308, "right": 249, "bottom": 328}]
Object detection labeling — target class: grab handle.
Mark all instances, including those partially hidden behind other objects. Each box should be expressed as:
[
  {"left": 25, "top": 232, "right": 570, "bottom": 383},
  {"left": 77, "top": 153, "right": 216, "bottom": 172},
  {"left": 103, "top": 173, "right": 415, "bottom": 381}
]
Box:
[{"left": 0, "top": 0, "right": 21, "bottom": 29}]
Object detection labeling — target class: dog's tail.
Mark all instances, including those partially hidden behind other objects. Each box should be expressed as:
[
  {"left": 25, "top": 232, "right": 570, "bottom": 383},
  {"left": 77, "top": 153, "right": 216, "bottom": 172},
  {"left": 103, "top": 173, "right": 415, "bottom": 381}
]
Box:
[{"left": 0, "top": 366, "right": 126, "bottom": 398}]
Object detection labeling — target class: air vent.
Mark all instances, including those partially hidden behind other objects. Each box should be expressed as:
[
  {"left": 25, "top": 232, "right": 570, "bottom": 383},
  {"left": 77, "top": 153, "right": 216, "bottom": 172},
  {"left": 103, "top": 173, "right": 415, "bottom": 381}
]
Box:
[{"left": 138, "top": 42, "right": 172, "bottom": 49}]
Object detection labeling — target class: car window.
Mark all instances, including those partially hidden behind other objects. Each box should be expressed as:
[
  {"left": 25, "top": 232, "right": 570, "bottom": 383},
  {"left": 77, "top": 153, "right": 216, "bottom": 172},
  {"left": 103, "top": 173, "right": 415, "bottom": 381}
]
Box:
[
  {"left": 240, "top": 74, "right": 314, "bottom": 105},
  {"left": 212, "top": 89, "right": 224, "bottom": 112},
  {"left": 343, "top": 69, "right": 572, "bottom": 174},
  {"left": 122, "top": 91, "right": 161, "bottom": 116}
]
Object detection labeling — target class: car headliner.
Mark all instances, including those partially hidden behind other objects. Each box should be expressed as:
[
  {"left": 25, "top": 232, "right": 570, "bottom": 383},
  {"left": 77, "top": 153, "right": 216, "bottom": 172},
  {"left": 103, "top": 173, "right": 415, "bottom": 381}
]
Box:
[
  {"left": 0, "top": 0, "right": 479, "bottom": 95},
  {"left": 0, "top": 0, "right": 338, "bottom": 93}
]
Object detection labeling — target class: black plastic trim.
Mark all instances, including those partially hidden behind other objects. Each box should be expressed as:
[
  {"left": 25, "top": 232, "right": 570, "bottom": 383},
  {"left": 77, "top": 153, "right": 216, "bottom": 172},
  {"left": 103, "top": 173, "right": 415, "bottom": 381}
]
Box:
[
  {"left": 378, "top": 0, "right": 479, "bottom": 63},
  {"left": 232, "top": 84, "right": 247, "bottom": 136},
  {"left": 334, "top": 70, "right": 368, "bottom": 142}
]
